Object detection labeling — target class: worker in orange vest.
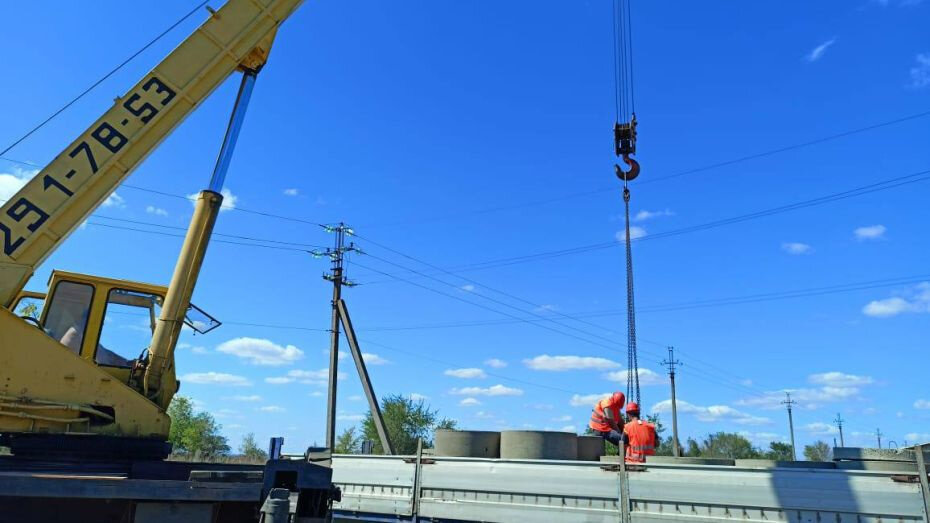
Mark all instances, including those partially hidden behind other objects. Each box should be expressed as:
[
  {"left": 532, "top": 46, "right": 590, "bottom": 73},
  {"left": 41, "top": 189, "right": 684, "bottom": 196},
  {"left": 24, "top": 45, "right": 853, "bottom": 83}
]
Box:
[
  {"left": 588, "top": 392, "right": 626, "bottom": 448},
  {"left": 622, "top": 402, "right": 656, "bottom": 463}
]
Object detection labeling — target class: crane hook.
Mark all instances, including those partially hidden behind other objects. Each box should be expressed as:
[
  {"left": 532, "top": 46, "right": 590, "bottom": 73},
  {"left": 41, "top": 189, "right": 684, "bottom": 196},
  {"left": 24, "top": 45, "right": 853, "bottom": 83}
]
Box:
[{"left": 615, "top": 154, "right": 640, "bottom": 182}]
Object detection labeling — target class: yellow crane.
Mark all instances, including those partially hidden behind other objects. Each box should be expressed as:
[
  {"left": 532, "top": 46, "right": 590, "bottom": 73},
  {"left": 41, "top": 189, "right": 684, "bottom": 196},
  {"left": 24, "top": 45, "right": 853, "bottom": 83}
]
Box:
[{"left": 0, "top": 0, "right": 306, "bottom": 458}]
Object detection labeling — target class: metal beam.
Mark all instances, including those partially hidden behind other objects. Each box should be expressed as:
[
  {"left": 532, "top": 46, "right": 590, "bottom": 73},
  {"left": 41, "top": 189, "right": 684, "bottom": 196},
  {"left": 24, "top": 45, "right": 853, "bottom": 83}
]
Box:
[{"left": 336, "top": 299, "right": 393, "bottom": 455}]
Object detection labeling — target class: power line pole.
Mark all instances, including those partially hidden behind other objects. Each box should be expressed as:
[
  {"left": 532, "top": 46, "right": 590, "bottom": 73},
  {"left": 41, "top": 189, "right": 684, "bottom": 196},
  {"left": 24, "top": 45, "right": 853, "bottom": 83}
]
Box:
[
  {"left": 875, "top": 428, "right": 883, "bottom": 449},
  {"left": 661, "top": 347, "right": 682, "bottom": 457},
  {"left": 782, "top": 392, "right": 797, "bottom": 461},
  {"left": 834, "top": 413, "right": 845, "bottom": 447},
  {"left": 317, "top": 224, "right": 393, "bottom": 455},
  {"left": 320, "top": 223, "right": 357, "bottom": 450}
]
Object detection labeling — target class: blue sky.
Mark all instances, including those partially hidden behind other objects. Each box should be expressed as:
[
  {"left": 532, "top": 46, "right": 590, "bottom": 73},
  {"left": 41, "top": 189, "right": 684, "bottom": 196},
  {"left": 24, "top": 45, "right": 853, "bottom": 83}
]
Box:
[{"left": 2, "top": 0, "right": 928, "bottom": 453}]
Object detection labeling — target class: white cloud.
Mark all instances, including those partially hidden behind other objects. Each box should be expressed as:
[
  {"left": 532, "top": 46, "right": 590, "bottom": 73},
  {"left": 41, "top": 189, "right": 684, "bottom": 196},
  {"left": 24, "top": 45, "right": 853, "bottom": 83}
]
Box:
[
  {"left": 534, "top": 304, "right": 558, "bottom": 313},
  {"left": 808, "top": 372, "right": 873, "bottom": 387},
  {"left": 145, "top": 205, "right": 168, "bottom": 216},
  {"left": 102, "top": 191, "right": 125, "bottom": 208},
  {"left": 634, "top": 209, "right": 674, "bottom": 222},
  {"left": 188, "top": 187, "right": 237, "bottom": 212},
  {"left": 570, "top": 393, "right": 609, "bottom": 407},
  {"left": 854, "top": 224, "right": 886, "bottom": 240},
  {"left": 738, "top": 431, "right": 784, "bottom": 443},
  {"left": 227, "top": 395, "right": 262, "bottom": 402},
  {"left": 653, "top": 399, "right": 771, "bottom": 425},
  {"left": 409, "top": 393, "right": 429, "bottom": 401},
  {"left": 740, "top": 379, "right": 754, "bottom": 387},
  {"left": 450, "top": 384, "right": 523, "bottom": 396},
  {"left": 863, "top": 297, "right": 913, "bottom": 317},
  {"left": 444, "top": 368, "right": 487, "bottom": 379},
  {"left": 914, "top": 399, "right": 930, "bottom": 409},
  {"left": 905, "top": 432, "right": 930, "bottom": 443},
  {"left": 862, "top": 283, "right": 930, "bottom": 317},
  {"left": 805, "top": 39, "right": 836, "bottom": 62},
  {"left": 736, "top": 371, "right": 872, "bottom": 410},
  {"left": 911, "top": 53, "right": 930, "bottom": 88},
  {"left": 781, "top": 242, "right": 812, "bottom": 255},
  {"left": 484, "top": 358, "right": 507, "bottom": 368},
  {"left": 348, "top": 395, "right": 363, "bottom": 402},
  {"left": 178, "top": 343, "right": 208, "bottom": 354},
  {"left": 616, "top": 226, "right": 647, "bottom": 242},
  {"left": 559, "top": 425, "right": 577, "bottom": 433},
  {"left": 181, "top": 372, "right": 251, "bottom": 386},
  {"left": 524, "top": 355, "right": 620, "bottom": 371},
  {"left": 461, "top": 284, "right": 475, "bottom": 292},
  {"left": 265, "top": 368, "right": 342, "bottom": 385},
  {"left": 259, "top": 405, "right": 285, "bottom": 413},
  {"left": 459, "top": 397, "right": 481, "bottom": 407},
  {"left": 362, "top": 353, "right": 389, "bottom": 365},
  {"left": 337, "top": 413, "right": 365, "bottom": 422},
  {"left": 552, "top": 415, "right": 572, "bottom": 422},
  {"left": 283, "top": 188, "right": 299, "bottom": 196},
  {"left": 605, "top": 368, "right": 665, "bottom": 386},
  {"left": 805, "top": 422, "right": 839, "bottom": 435},
  {"left": 216, "top": 337, "right": 304, "bottom": 366},
  {"left": 0, "top": 169, "right": 36, "bottom": 201}
]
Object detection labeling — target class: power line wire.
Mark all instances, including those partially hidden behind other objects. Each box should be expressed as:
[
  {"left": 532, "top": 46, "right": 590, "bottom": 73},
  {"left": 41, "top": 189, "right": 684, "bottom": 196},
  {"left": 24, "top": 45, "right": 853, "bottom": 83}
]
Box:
[
  {"left": 4, "top": 109, "right": 928, "bottom": 228},
  {"left": 0, "top": 1, "right": 209, "bottom": 157},
  {"left": 363, "top": 167, "right": 930, "bottom": 280},
  {"left": 350, "top": 238, "right": 771, "bottom": 398},
  {"left": 85, "top": 221, "right": 312, "bottom": 252}
]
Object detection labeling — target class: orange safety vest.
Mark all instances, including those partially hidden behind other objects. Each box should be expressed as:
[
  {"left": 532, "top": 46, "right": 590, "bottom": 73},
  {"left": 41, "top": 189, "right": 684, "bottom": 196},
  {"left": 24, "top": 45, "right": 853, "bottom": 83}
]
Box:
[
  {"left": 623, "top": 419, "right": 656, "bottom": 463},
  {"left": 589, "top": 398, "right": 622, "bottom": 433}
]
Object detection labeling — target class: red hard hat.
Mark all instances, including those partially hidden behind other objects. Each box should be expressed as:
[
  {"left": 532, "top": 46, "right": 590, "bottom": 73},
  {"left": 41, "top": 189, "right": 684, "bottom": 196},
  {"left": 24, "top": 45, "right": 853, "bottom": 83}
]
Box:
[
  {"left": 611, "top": 392, "right": 626, "bottom": 405},
  {"left": 625, "top": 402, "right": 640, "bottom": 413}
]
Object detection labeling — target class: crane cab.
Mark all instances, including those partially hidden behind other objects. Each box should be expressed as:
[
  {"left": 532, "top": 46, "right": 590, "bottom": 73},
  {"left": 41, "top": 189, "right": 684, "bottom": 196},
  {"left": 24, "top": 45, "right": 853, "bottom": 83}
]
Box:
[{"left": 10, "top": 270, "right": 219, "bottom": 389}]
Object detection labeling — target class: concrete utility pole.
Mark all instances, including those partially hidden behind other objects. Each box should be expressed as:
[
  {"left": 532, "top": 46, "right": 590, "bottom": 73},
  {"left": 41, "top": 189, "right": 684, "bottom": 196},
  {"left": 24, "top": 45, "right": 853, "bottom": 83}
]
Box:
[
  {"left": 782, "top": 392, "right": 797, "bottom": 461},
  {"left": 317, "top": 224, "right": 393, "bottom": 455},
  {"left": 834, "top": 413, "right": 845, "bottom": 447},
  {"left": 661, "top": 347, "right": 682, "bottom": 457},
  {"left": 320, "top": 223, "right": 356, "bottom": 450},
  {"left": 875, "top": 428, "right": 883, "bottom": 449}
]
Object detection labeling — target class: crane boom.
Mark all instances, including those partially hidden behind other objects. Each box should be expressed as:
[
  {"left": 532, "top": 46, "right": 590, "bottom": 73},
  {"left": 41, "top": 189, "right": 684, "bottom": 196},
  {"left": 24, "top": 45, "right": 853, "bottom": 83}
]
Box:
[{"left": 0, "top": 0, "right": 305, "bottom": 308}]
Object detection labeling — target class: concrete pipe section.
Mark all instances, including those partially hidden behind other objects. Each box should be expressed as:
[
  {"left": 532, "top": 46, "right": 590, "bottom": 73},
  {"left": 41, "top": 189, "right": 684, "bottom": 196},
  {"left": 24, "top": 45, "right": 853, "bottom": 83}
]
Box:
[
  {"left": 500, "top": 431, "right": 577, "bottom": 460},
  {"left": 576, "top": 436, "right": 606, "bottom": 461},
  {"left": 434, "top": 430, "right": 501, "bottom": 458}
]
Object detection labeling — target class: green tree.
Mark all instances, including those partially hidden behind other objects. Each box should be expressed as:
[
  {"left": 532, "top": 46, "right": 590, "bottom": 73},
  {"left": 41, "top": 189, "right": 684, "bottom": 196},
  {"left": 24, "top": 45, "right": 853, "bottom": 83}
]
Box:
[
  {"left": 335, "top": 427, "right": 361, "bottom": 454},
  {"left": 362, "top": 394, "right": 457, "bottom": 454},
  {"left": 16, "top": 302, "right": 39, "bottom": 319},
  {"left": 684, "top": 438, "right": 701, "bottom": 457},
  {"left": 239, "top": 433, "right": 268, "bottom": 461},
  {"left": 764, "top": 441, "right": 794, "bottom": 461},
  {"left": 803, "top": 440, "right": 832, "bottom": 462},
  {"left": 699, "top": 432, "right": 760, "bottom": 459},
  {"left": 168, "top": 396, "right": 230, "bottom": 458}
]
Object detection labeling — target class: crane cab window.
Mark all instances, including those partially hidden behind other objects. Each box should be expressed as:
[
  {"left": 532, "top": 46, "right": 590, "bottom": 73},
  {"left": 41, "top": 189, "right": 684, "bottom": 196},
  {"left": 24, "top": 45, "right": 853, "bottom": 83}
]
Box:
[
  {"left": 96, "top": 289, "right": 162, "bottom": 368},
  {"left": 43, "top": 281, "right": 94, "bottom": 355}
]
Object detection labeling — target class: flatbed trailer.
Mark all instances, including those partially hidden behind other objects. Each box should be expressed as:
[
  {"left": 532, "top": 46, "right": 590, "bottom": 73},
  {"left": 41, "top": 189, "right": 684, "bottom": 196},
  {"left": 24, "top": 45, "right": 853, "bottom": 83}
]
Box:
[
  {"left": 0, "top": 454, "right": 335, "bottom": 523},
  {"left": 330, "top": 453, "right": 930, "bottom": 523}
]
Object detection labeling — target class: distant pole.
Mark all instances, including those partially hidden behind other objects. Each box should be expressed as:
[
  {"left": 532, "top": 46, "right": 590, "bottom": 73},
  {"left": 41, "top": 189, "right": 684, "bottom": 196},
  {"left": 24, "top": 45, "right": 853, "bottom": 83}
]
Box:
[
  {"left": 834, "top": 413, "right": 845, "bottom": 447},
  {"left": 875, "top": 428, "right": 883, "bottom": 449},
  {"left": 661, "top": 347, "right": 682, "bottom": 457},
  {"left": 318, "top": 223, "right": 358, "bottom": 450},
  {"left": 782, "top": 392, "right": 797, "bottom": 460}
]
